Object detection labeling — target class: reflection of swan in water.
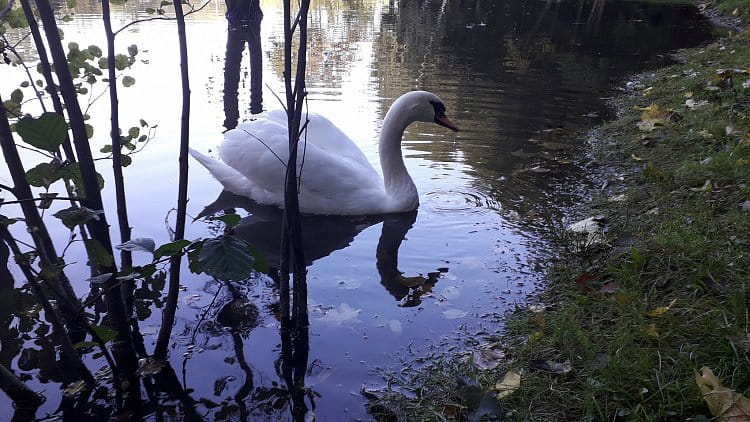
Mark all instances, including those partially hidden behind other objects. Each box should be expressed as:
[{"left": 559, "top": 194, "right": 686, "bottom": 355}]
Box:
[{"left": 198, "top": 191, "right": 443, "bottom": 306}]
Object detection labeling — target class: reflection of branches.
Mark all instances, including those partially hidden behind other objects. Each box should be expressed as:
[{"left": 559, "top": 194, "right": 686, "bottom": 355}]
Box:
[{"left": 113, "top": 0, "right": 211, "bottom": 36}]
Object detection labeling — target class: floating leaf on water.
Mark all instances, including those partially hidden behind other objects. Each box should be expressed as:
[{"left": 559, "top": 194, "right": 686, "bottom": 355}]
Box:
[
  {"left": 442, "top": 309, "right": 468, "bottom": 319},
  {"left": 315, "top": 303, "right": 361, "bottom": 326},
  {"left": 62, "top": 380, "right": 87, "bottom": 397},
  {"left": 695, "top": 366, "right": 750, "bottom": 421},
  {"left": 137, "top": 357, "right": 165, "bottom": 376},
  {"left": 495, "top": 370, "right": 521, "bottom": 399}
]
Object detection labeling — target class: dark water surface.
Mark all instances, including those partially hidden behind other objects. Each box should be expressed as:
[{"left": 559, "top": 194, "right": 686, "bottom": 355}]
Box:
[{"left": 0, "top": 0, "right": 713, "bottom": 419}]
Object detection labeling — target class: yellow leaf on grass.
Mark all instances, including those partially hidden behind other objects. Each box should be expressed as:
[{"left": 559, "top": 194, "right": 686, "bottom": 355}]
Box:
[
  {"left": 646, "top": 323, "right": 659, "bottom": 338},
  {"left": 695, "top": 366, "right": 750, "bottom": 421},
  {"left": 645, "top": 298, "right": 677, "bottom": 317},
  {"left": 495, "top": 370, "right": 522, "bottom": 399},
  {"left": 636, "top": 104, "right": 672, "bottom": 132}
]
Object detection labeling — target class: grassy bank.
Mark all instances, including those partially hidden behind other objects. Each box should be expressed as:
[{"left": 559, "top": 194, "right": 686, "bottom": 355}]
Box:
[{"left": 370, "top": 11, "right": 750, "bottom": 422}]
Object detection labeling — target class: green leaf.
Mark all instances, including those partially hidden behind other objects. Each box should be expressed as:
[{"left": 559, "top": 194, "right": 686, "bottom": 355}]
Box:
[
  {"left": 20, "top": 81, "right": 30, "bottom": 88},
  {"left": 67, "top": 0, "right": 77, "bottom": 8},
  {"left": 85, "top": 124, "right": 94, "bottom": 139},
  {"left": 145, "top": 7, "right": 155, "bottom": 14},
  {"left": 160, "top": 0, "right": 170, "bottom": 5},
  {"left": 10, "top": 88, "right": 23, "bottom": 103},
  {"left": 68, "top": 42, "right": 79, "bottom": 51},
  {"left": 116, "top": 238, "right": 155, "bottom": 254},
  {"left": 2, "top": 100, "right": 21, "bottom": 116},
  {"left": 127, "top": 127, "right": 139, "bottom": 139},
  {"left": 77, "top": 86, "right": 88, "bottom": 95},
  {"left": 138, "top": 135, "right": 147, "bottom": 142},
  {"left": 15, "top": 112, "right": 68, "bottom": 152},
  {"left": 25, "top": 162, "right": 62, "bottom": 188},
  {"left": 114, "top": 54, "right": 130, "bottom": 70},
  {"left": 53, "top": 206, "right": 104, "bottom": 229},
  {"left": 38, "top": 192, "right": 58, "bottom": 209},
  {"left": 97, "top": 57, "right": 108, "bottom": 69},
  {"left": 198, "top": 235, "right": 261, "bottom": 281},
  {"left": 127, "top": 44, "right": 138, "bottom": 57},
  {"left": 187, "top": 243, "right": 203, "bottom": 274},
  {"left": 100, "top": 144, "right": 113, "bottom": 154},
  {"left": 153, "top": 239, "right": 191, "bottom": 260},
  {"left": 84, "top": 239, "right": 114, "bottom": 268},
  {"left": 87, "top": 45, "right": 102, "bottom": 58},
  {"left": 209, "top": 214, "right": 242, "bottom": 227},
  {"left": 61, "top": 14, "right": 73, "bottom": 22},
  {"left": 247, "top": 244, "right": 268, "bottom": 273},
  {"left": 57, "top": 162, "right": 104, "bottom": 198},
  {"left": 73, "top": 341, "right": 97, "bottom": 350},
  {"left": 91, "top": 325, "right": 118, "bottom": 343},
  {"left": 122, "top": 76, "right": 135, "bottom": 87},
  {"left": 139, "top": 119, "right": 148, "bottom": 127},
  {"left": 120, "top": 155, "right": 132, "bottom": 167}
]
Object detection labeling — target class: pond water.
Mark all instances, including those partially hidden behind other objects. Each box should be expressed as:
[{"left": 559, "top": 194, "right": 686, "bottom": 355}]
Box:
[{"left": 0, "top": 0, "right": 714, "bottom": 419}]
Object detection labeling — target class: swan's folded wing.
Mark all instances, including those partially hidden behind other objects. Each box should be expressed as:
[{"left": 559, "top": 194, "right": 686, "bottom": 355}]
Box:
[{"left": 264, "top": 110, "right": 375, "bottom": 172}]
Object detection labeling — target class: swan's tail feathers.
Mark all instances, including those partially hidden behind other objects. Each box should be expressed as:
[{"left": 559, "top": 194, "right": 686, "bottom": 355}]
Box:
[{"left": 189, "top": 148, "right": 256, "bottom": 199}]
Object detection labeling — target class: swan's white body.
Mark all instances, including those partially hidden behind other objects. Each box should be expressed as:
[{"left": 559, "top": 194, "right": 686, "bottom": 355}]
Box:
[{"left": 191, "top": 91, "right": 457, "bottom": 215}]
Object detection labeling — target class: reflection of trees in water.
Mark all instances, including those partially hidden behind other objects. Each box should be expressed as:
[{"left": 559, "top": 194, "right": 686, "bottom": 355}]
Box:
[
  {"left": 266, "top": 0, "right": 378, "bottom": 91},
  {"left": 373, "top": 0, "right": 712, "bottom": 219}
]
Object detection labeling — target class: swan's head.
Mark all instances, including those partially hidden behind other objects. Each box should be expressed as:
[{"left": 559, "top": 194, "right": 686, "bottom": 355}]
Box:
[{"left": 399, "top": 91, "right": 459, "bottom": 132}]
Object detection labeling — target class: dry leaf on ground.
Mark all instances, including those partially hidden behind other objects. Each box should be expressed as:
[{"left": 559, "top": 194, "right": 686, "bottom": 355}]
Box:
[
  {"left": 695, "top": 366, "right": 750, "bottom": 421},
  {"left": 495, "top": 370, "right": 521, "bottom": 399}
]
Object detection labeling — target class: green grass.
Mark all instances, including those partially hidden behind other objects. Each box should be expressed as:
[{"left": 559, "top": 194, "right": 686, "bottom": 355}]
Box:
[{"left": 369, "top": 25, "right": 750, "bottom": 422}]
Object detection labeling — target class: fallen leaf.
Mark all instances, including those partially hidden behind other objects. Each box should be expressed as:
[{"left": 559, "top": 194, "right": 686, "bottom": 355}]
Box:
[
  {"left": 495, "top": 370, "right": 521, "bottom": 399},
  {"left": 686, "top": 99, "right": 709, "bottom": 109},
  {"left": 695, "top": 366, "right": 750, "bottom": 421},
  {"left": 646, "top": 323, "right": 659, "bottom": 338},
  {"left": 631, "top": 154, "right": 644, "bottom": 161},
  {"left": 645, "top": 298, "right": 677, "bottom": 318},
  {"left": 62, "top": 380, "right": 88, "bottom": 397},
  {"left": 636, "top": 104, "right": 672, "bottom": 131},
  {"left": 690, "top": 179, "right": 713, "bottom": 192},
  {"left": 599, "top": 282, "right": 618, "bottom": 294},
  {"left": 575, "top": 272, "right": 597, "bottom": 293},
  {"left": 473, "top": 348, "right": 506, "bottom": 371},
  {"left": 530, "top": 359, "right": 572, "bottom": 374}
]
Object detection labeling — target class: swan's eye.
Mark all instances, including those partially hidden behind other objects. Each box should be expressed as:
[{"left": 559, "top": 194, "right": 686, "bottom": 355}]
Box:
[{"left": 431, "top": 100, "right": 446, "bottom": 117}]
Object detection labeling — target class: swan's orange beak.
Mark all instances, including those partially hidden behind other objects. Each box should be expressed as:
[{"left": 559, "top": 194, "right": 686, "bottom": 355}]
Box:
[{"left": 435, "top": 114, "right": 459, "bottom": 132}]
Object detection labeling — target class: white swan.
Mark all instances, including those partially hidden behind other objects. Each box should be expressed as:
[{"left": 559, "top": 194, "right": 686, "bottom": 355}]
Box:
[{"left": 190, "top": 91, "right": 458, "bottom": 215}]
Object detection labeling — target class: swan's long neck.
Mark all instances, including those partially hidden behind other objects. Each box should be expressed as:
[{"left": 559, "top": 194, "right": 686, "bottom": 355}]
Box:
[{"left": 379, "top": 104, "right": 418, "bottom": 207}]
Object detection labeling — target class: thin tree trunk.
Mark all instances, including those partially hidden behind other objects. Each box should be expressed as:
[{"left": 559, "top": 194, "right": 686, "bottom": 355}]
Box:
[
  {"left": 19, "top": 0, "right": 77, "bottom": 164},
  {"left": 101, "top": 0, "right": 132, "bottom": 270},
  {"left": 33, "top": 0, "right": 140, "bottom": 402},
  {"left": 0, "top": 94, "right": 84, "bottom": 325},
  {"left": 153, "top": 0, "right": 191, "bottom": 361}
]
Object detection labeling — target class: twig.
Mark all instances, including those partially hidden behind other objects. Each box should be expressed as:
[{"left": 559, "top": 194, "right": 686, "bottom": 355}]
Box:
[
  {"left": 0, "top": 196, "right": 79, "bottom": 205},
  {"left": 241, "top": 129, "right": 287, "bottom": 167}
]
